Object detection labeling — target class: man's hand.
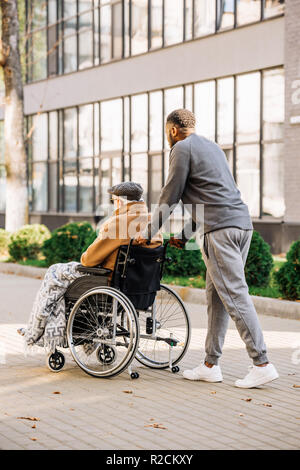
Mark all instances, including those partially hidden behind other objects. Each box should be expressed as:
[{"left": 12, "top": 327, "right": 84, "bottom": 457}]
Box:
[
  {"left": 169, "top": 237, "right": 186, "bottom": 249},
  {"left": 135, "top": 234, "right": 149, "bottom": 245}
]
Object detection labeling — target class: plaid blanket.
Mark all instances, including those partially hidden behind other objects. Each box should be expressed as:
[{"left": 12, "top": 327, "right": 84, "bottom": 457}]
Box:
[{"left": 23, "top": 262, "right": 82, "bottom": 353}]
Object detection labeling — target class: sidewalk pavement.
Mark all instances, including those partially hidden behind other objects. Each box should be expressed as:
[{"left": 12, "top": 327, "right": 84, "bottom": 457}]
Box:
[{"left": 0, "top": 273, "right": 299, "bottom": 450}]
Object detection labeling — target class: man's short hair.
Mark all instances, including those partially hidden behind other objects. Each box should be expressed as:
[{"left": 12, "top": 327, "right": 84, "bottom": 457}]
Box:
[{"left": 166, "top": 109, "right": 196, "bottom": 129}]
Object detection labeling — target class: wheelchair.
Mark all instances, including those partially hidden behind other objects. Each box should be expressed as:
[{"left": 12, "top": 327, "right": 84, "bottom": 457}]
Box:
[{"left": 46, "top": 241, "right": 191, "bottom": 379}]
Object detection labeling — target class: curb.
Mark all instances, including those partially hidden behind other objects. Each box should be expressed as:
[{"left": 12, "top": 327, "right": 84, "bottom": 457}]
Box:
[
  {"left": 168, "top": 285, "right": 300, "bottom": 321},
  {"left": 1, "top": 262, "right": 300, "bottom": 321},
  {"left": 0, "top": 262, "right": 47, "bottom": 279}
]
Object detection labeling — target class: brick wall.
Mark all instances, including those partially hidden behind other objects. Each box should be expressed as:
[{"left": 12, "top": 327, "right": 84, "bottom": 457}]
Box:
[{"left": 284, "top": 0, "right": 300, "bottom": 224}]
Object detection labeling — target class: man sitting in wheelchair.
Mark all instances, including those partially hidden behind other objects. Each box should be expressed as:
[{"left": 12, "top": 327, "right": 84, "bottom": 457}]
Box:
[{"left": 17, "top": 182, "right": 162, "bottom": 354}]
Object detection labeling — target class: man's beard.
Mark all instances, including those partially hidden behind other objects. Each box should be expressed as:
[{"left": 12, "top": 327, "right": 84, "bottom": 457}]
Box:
[{"left": 168, "top": 130, "right": 176, "bottom": 147}]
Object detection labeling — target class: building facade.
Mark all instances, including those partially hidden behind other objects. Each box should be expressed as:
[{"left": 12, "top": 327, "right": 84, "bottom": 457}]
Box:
[{"left": 0, "top": 0, "right": 299, "bottom": 253}]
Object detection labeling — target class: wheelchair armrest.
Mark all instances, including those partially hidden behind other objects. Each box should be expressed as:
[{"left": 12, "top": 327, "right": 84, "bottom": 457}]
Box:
[{"left": 76, "top": 264, "right": 112, "bottom": 276}]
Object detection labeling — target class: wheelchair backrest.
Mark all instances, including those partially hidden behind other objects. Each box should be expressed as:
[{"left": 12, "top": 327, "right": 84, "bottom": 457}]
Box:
[{"left": 112, "top": 242, "right": 166, "bottom": 310}]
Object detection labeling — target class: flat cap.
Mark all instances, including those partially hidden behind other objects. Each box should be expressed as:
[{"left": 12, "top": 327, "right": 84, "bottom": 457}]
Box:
[{"left": 107, "top": 181, "right": 143, "bottom": 201}]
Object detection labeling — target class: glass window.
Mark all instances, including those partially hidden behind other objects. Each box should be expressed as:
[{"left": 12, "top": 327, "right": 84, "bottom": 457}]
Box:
[
  {"left": 236, "top": 73, "right": 260, "bottom": 143},
  {"left": 151, "top": 0, "right": 163, "bottom": 49},
  {"left": 237, "top": 0, "right": 261, "bottom": 26},
  {"left": 94, "top": 1, "right": 100, "bottom": 65},
  {"left": 94, "top": 103, "right": 100, "bottom": 155},
  {"left": 0, "top": 166, "right": 5, "bottom": 211},
  {"left": 32, "top": 0, "right": 47, "bottom": 30},
  {"left": 32, "top": 30, "right": 47, "bottom": 81},
  {"left": 32, "top": 162, "right": 48, "bottom": 211},
  {"left": 164, "top": 87, "right": 184, "bottom": 147},
  {"left": 64, "top": 108, "right": 78, "bottom": 158},
  {"left": 217, "top": 0, "right": 235, "bottom": 30},
  {"left": 264, "top": 0, "right": 285, "bottom": 18},
  {"left": 101, "top": 99, "right": 123, "bottom": 151},
  {"left": 149, "top": 91, "right": 163, "bottom": 151},
  {"left": 131, "top": 0, "right": 148, "bottom": 55},
  {"left": 194, "top": 81, "right": 215, "bottom": 141},
  {"left": 194, "top": 0, "right": 216, "bottom": 37},
  {"left": 223, "top": 148, "right": 234, "bottom": 174},
  {"left": 100, "top": 4, "right": 112, "bottom": 63},
  {"left": 131, "top": 153, "right": 148, "bottom": 202},
  {"left": 48, "top": 0, "right": 57, "bottom": 25},
  {"left": 150, "top": 154, "right": 162, "bottom": 204},
  {"left": 79, "top": 158, "right": 93, "bottom": 212},
  {"left": 263, "top": 143, "right": 284, "bottom": 217},
  {"left": 0, "top": 121, "right": 4, "bottom": 164},
  {"left": 32, "top": 113, "right": 48, "bottom": 161},
  {"left": 64, "top": 0, "right": 77, "bottom": 73},
  {"left": 100, "top": 157, "right": 110, "bottom": 206},
  {"left": 236, "top": 144, "right": 260, "bottom": 217},
  {"left": 79, "top": 104, "right": 93, "bottom": 156},
  {"left": 263, "top": 68, "right": 284, "bottom": 141},
  {"left": 217, "top": 77, "right": 234, "bottom": 145},
  {"left": 124, "top": 97, "right": 130, "bottom": 152},
  {"left": 184, "top": 84, "right": 193, "bottom": 111},
  {"left": 185, "top": 0, "right": 193, "bottom": 41},
  {"left": 49, "top": 162, "right": 58, "bottom": 211},
  {"left": 131, "top": 94, "right": 148, "bottom": 152},
  {"left": 112, "top": 1, "right": 123, "bottom": 59},
  {"left": 164, "top": 87, "right": 184, "bottom": 117},
  {"left": 49, "top": 112, "right": 58, "bottom": 161},
  {"left": 64, "top": 160, "right": 77, "bottom": 212},
  {"left": 94, "top": 156, "right": 100, "bottom": 206},
  {"left": 164, "top": 0, "right": 184, "bottom": 46},
  {"left": 79, "top": 1, "right": 94, "bottom": 70},
  {"left": 124, "top": 0, "right": 131, "bottom": 57},
  {"left": 111, "top": 155, "right": 122, "bottom": 186},
  {"left": 124, "top": 154, "right": 130, "bottom": 181}
]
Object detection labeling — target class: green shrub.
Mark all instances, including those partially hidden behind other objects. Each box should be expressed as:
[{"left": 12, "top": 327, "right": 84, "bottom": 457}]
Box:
[
  {"left": 42, "top": 221, "right": 97, "bottom": 265},
  {"left": 163, "top": 236, "right": 206, "bottom": 278},
  {"left": 0, "top": 229, "right": 11, "bottom": 258},
  {"left": 8, "top": 224, "right": 51, "bottom": 262},
  {"left": 274, "top": 240, "right": 300, "bottom": 300},
  {"left": 245, "top": 231, "right": 273, "bottom": 287}
]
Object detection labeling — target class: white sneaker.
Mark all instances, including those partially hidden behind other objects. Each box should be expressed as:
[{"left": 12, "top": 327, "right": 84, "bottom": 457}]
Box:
[
  {"left": 183, "top": 362, "right": 223, "bottom": 382},
  {"left": 235, "top": 363, "right": 279, "bottom": 388}
]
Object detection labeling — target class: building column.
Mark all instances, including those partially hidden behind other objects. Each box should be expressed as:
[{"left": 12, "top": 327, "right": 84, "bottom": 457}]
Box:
[{"left": 283, "top": 0, "right": 300, "bottom": 248}]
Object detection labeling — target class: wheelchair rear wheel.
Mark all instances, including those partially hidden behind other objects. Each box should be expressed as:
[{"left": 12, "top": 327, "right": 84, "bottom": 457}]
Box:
[
  {"left": 135, "top": 284, "right": 190, "bottom": 369},
  {"left": 67, "top": 287, "right": 139, "bottom": 378}
]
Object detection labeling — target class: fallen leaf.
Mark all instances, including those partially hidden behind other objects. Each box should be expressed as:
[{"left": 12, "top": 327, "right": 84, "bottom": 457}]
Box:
[
  {"left": 145, "top": 423, "right": 167, "bottom": 430},
  {"left": 242, "top": 398, "right": 252, "bottom": 402},
  {"left": 123, "top": 390, "right": 133, "bottom": 394},
  {"left": 262, "top": 403, "right": 272, "bottom": 407},
  {"left": 293, "top": 384, "right": 300, "bottom": 388},
  {"left": 30, "top": 437, "right": 37, "bottom": 441},
  {"left": 210, "top": 391, "right": 216, "bottom": 395},
  {"left": 52, "top": 391, "right": 61, "bottom": 394},
  {"left": 239, "top": 413, "right": 244, "bottom": 417},
  {"left": 149, "top": 418, "right": 155, "bottom": 421},
  {"left": 17, "top": 417, "right": 40, "bottom": 422},
  {"left": 31, "top": 425, "right": 36, "bottom": 429},
  {"left": 69, "top": 408, "right": 75, "bottom": 411}
]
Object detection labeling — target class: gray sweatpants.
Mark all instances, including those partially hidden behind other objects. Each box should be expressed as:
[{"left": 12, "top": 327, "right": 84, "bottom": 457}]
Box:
[{"left": 200, "top": 227, "right": 268, "bottom": 366}]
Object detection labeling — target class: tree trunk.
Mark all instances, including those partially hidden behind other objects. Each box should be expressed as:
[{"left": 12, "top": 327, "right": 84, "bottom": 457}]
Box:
[{"left": 0, "top": 0, "right": 28, "bottom": 232}]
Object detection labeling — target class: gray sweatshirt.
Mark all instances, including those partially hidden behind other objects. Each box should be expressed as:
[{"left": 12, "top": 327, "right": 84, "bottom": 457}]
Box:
[{"left": 149, "top": 133, "right": 253, "bottom": 240}]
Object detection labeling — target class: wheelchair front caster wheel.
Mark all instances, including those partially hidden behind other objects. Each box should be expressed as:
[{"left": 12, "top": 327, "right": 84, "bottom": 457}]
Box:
[
  {"left": 47, "top": 351, "right": 65, "bottom": 372},
  {"left": 130, "top": 372, "right": 139, "bottom": 379},
  {"left": 171, "top": 366, "right": 180, "bottom": 373}
]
